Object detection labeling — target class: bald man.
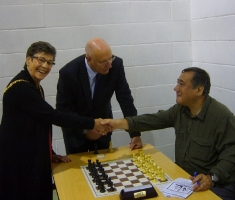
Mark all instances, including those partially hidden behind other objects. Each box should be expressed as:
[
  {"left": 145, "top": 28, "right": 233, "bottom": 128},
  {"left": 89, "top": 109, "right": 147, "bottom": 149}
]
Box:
[{"left": 56, "top": 38, "right": 142, "bottom": 154}]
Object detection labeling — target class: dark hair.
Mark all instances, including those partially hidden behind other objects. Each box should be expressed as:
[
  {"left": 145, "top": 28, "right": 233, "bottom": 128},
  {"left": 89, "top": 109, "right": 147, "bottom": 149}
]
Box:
[
  {"left": 182, "top": 67, "right": 211, "bottom": 95},
  {"left": 23, "top": 41, "right": 56, "bottom": 69}
]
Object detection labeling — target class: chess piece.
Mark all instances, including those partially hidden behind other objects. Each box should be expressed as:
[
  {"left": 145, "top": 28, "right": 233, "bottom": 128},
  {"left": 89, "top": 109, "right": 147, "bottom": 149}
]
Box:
[
  {"left": 87, "top": 159, "right": 92, "bottom": 171},
  {"left": 156, "top": 166, "right": 161, "bottom": 178},
  {"left": 109, "top": 141, "right": 114, "bottom": 153},
  {"left": 107, "top": 178, "right": 113, "bottom": 187},
  {"left": 132, "top": 153, "right": 137, "bottom": 162},
  {"left": 147, "top": 153, "right": 151, "bottom": 160},
  {"left": 142, "top": 164, "right": 147, "bottom": 174},
  {"left": 103, "top": 173, "right": 108, "bottom": 181},
  {"left": 108, "top": 181, "right": 116, "bottom": 191},
  {"left": 89, "top": 166, "right": 94, "bottom": 175},
  {"left": 99, "top": 167, "right": 105, "bottom": 174},
  {"left": 99, "top": 182, "right": 106, "bottom": 193},
  {"left": 93, "top": 172, "right": 99, "bottom": 182},
  {"left": 136, "top": 159, "right": 142, "bottom": 168},
  {"left": 160, "top": 170, "right": 166, "bottom": 182},
  {"left": 88, "top": 159, "right": 91, "bottom": 167},
  {"left": 139, "top": 150, "right": 143, "bottom": 156},
  {"left": 96, "top": 177, "right": 101, "bottom": 186},
  {"left": 97, "top": 179, "right": 102, "bottom": 189},
  {"left": 152, "top": 172, "right": 158, "bottom": 183},
  {"left": 92, "top": 169, "right": 98, "bottom": 178},
  {"left": 94, "top": 142, "right": 99, "bottom": 154},
  {"left": 109, "top": 185, "right": 115, "bottom": 191},
  {"left": 148, "top": 174, "right": 154, "bottom": 180},
  {"left": 146, "top": 169, "right": 152, "bottom": 178}
]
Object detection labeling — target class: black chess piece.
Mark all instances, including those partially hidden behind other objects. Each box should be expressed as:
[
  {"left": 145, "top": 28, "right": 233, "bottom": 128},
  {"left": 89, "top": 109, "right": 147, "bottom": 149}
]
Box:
[
  {"left": 96, "top": 177, "right": 101, "bottom": 186},
  {"left": 98, "top": 166, "right": 104, "bottom": 173},
  {"left": 97, "top": 181, "right": 101, "bottom": 190},
  {"left": 104, "top": 174, "right": 109, "bottom": 183},
  {"left": 89, "top": 165, "right": 95, "bottom": 175},
  {"left": 92, "top": 171, "right": 98, "bottom": 182},
  {"left": 92, "top": 175, "right": 96, "bottom": 182},
  {"left": 92, "top": 169, "right": 98, "bottom": 178},
  {"left": 101, "top": 172, "right": 106, "bottom": 180},
  {"left": 108, "top": 179, "right": 116, "bottom": 191},
  {"left": 99, "top": 182, "right": 106, "bottom": 193},
  {"left": 88, "top": 159, "right": 91, "bottom": 165},
  {"left": 87, "top": 159, "right": 92, "bottom": 170},
  {"left": 89, "top": 162, "right": 95, "bottom": 173},
  {"left": 102, "top": 173, "right": 108, "bottom": 181},
  {"left": 96, "top": 162, "right": 102, "bottom": 169},
  {"left": 107, "top": 180, "right": 116, "bottom": 192},
  {"left": 109, "top": 184, "right": 115, "bottom": 191},
  {"left": 107, "top": 178, "right": 113, "bottom": 187},
  {"left": 94, "top": 142, "right": 99, "bottom": 154}
]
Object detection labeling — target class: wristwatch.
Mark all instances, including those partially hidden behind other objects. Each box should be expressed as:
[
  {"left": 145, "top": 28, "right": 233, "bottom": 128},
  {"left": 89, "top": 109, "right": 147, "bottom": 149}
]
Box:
[{"left": 208, "top": 172, "right": 219, "bottom": 183}]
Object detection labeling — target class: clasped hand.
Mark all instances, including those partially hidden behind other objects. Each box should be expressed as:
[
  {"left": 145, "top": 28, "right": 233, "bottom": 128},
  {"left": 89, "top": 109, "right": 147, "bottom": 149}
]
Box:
[
  {"left": 94, "top": 118, "right": 114, "bottom": 135},
  {"left": 94, "top": 118, "right": 126, "bottom": 136}
]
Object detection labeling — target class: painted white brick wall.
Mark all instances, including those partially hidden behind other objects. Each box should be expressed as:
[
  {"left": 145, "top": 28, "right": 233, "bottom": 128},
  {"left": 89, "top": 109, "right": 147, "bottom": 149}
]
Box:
[
  {"left": 0, "top": 5, "right": 45, "bottom": 29},
  {"left": 2, "top": 0, "right": 234, "bottom": 162},
  {"left": 191, "top": 0, "right": 235, "bottom": 116}
]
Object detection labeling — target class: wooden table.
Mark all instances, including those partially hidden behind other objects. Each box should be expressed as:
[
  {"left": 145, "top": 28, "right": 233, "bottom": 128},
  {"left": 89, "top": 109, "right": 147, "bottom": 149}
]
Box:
[{"left": 52, "top": 144, "right": 221, "bottom": 200}]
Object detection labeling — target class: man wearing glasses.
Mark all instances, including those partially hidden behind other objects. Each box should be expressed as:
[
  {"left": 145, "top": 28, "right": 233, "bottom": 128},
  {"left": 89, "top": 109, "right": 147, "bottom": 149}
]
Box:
[{"left": 56, "top": 38, "right": 142, "bottom": 154}]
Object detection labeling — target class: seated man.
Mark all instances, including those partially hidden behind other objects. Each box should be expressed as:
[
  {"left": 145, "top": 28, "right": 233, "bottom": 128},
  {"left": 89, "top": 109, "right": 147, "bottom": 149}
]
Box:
[{"left": 102, "top": 67, "right": 235, "bottom": 200}]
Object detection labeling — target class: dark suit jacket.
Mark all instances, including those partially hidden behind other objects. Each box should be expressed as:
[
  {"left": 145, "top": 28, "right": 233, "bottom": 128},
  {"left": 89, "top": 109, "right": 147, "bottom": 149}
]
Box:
[{"left": 56, "top": 54, "right": 141, "bottom": 151}]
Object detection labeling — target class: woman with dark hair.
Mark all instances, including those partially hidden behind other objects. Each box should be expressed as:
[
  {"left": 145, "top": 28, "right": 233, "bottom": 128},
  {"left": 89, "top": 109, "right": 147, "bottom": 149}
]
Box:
[{"left": 0, "top": 41, "right": 108, "bottom": 200}]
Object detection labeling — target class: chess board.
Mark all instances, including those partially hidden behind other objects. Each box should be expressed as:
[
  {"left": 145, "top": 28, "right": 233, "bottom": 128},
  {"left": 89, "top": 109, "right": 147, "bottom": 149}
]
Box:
[{"left": 81, "top": 158, "right": 172, "bottom": 198}]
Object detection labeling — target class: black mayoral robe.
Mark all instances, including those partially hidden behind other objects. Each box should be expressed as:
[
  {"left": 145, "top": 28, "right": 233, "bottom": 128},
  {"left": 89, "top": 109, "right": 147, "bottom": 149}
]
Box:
[{"left": 0, "top": 69, "right": 94, "bottom": 200}]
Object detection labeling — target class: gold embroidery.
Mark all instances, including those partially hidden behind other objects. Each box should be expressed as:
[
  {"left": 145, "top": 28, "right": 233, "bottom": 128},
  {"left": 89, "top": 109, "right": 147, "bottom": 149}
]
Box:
[
  {"left": 3, "top": 79, "right": 44, "bottom": 98},
  {"left": 4, "top": 79, "right": 29, "bottom": 94},
  {"left": 38, "top": 85, "right": 44, "bottom": 98}
]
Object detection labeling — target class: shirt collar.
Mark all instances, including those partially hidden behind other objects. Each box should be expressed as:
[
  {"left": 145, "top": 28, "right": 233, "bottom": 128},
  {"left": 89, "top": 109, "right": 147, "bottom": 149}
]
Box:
[
  {"left": 197, "top": 95, "right": 211, "bottom": 120},
  {"left": 85, "top": 57, "right": 97, "bottom": 80},
  {"left": 182, "top": 95, "right": 211, "bottom": 120}
]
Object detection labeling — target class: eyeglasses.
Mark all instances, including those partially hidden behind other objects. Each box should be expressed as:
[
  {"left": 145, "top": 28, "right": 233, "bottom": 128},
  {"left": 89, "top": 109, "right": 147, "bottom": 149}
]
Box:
[
  {"left": 90, "top": 56, "right": 116, "bottom": 66},
  {"left": 98, "top": 57, "right": 115, "bottom": 66},
  {"left": 32, "top": 56, "right": 55, "bottom": 67}
]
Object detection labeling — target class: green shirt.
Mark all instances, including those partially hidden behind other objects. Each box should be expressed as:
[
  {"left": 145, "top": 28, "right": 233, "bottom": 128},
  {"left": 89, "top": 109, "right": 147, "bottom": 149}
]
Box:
[{"left": 125, "top": 95, "right": 235, "bottom": 186}]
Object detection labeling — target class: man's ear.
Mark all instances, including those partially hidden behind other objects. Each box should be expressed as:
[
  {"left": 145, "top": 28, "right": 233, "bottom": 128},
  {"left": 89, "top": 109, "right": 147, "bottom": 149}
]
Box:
[
  {"left": 197, "top": 85, "right": 204, "bottom": 95},
  {"left": 86, "top": 54, "right": 91, "bottom": 62}
]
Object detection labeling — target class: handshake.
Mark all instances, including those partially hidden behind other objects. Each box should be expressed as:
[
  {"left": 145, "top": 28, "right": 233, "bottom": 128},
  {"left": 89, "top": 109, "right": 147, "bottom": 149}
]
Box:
[
  {"left": 85, "top": 118, "right": 128, "bottom": 141},
  {"left": 85, "top": 118, "right": 115, "bottom": 141},
  {"left": 93, "top": 118, "right": 129, "bottom": 136},
  {"left": 92, "top": 118, "right": 142, "bottom": 150},
  {"left": 94, "top": 118, "right": 115, "bottom": 135}
]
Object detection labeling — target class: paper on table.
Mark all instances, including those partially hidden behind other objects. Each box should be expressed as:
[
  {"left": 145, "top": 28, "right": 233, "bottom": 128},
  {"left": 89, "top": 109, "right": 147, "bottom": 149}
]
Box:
[{"left": 157, "top": 178, "right": 195, "bottom": 199}]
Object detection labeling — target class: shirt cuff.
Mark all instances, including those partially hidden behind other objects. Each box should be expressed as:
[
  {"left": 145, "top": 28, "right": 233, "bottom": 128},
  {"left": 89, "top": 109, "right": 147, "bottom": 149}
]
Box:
[{"left": 128, "top": 131, "right": 141, "bottom": 138}]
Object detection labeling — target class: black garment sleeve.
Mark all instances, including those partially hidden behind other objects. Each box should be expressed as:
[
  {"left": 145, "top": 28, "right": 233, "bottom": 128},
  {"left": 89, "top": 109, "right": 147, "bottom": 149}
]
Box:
[{"left": 4, "top": 81, "right": 94, "bottom": 130}]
